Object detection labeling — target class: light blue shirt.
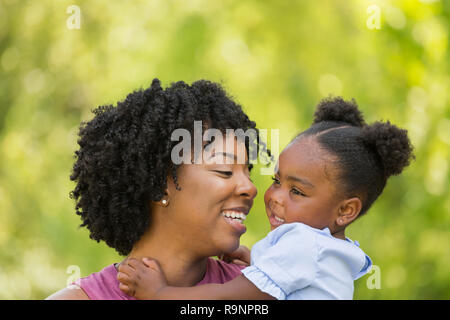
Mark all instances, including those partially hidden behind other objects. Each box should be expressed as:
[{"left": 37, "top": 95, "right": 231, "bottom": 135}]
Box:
[{"left": 241, "top": 222, "right": 372, "bottom": 300}]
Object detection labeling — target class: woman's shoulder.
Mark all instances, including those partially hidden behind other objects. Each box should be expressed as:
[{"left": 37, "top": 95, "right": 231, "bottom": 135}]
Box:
[
  {"left": 79, "top": 263, "right": 136, "bottom": 300},
  {"left": 48, "top": 264, "right": 135, "bottom": 300},
  {"left": 197, "top": 258, "right": 244, "bottom": 285},
  {"left": 45, "top": 285, "right": 90, "bottom": 300}
]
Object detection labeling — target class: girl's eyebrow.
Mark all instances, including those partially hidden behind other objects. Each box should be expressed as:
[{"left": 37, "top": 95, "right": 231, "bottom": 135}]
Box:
[
  {"left": 276, "top": 170, "right": 314, "bottom": 188},
  {"left": 287, "top": 175, "right": 315, "bottom": 188}
]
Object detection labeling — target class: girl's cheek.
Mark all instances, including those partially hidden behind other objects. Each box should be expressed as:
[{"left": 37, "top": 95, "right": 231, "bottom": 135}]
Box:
[
  {"left": 264, "top": 187, "right": 272, "bottom": 208},
  {"left": 264, "top": 186, "right": 272, "bottom": 205}
]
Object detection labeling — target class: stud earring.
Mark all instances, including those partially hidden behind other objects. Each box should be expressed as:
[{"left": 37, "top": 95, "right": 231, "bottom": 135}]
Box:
[{"left": 162, "top": 199, "right": 168, "bottom": 206}]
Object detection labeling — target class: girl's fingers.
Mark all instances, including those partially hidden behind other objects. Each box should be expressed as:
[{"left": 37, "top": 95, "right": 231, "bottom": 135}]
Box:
[
  {"left": 231, "top": 259, "right": 250, "bottom": 266},
  {"left": 220, "top": 255, "right": 231, "bottom": 263},
  {"left": 119, "top": 282, "right": 129, "bottom": 292},
  {"left": 117, "top": 271, "right": 131, "bottom": 284},
  {"left": 126, "top": 258, "right": 141, "bottom": 269},
  {"left": 119, "top": 282, "right": 134, "bottom": 296},
  {"left": 117, "top": 263, "right": 134, "bottom": 276},
  {"left": 142, "top": 257, "right": 161, "bottom": 271}
]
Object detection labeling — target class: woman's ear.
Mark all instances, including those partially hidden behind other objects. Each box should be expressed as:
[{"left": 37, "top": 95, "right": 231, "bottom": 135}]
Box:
[
  {"left": 152, "top": 192, "right": 170, "bottom": 207},
  {"left": 336, "top": 197, "right": 362, "bottom": 227},
  {"left": 152, "top": 177, "right": 173, "bottom": 208},
  {"left": 157, "top": 188, "right": 171, "bottom": 207},
  {"left": 153, "top": 172, "right": 181, "bottom": 208}
]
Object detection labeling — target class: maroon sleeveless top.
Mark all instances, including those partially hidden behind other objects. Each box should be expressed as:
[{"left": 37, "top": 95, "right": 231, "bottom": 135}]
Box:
[{"left": 76, "top": 258, "right": 244, "bottom": 300}]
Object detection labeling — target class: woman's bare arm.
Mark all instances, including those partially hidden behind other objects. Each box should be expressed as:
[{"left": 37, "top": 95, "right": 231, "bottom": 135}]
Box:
[{"left": 45, "top": 286, "right": 90, "bottom": 300}]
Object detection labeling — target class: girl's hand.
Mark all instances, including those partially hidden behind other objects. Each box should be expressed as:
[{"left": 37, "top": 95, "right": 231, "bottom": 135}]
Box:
[
  {"left": 218, "top": 245, "right": 251, "bottom": 266},
  {"left": 117, "top": 257, "right": 167, "bottom": 300}
]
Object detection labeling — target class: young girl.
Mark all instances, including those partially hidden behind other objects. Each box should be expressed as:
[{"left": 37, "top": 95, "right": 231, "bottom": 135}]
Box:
[{"left": 116, "top": 97, "right": 414, "bottom": 300}]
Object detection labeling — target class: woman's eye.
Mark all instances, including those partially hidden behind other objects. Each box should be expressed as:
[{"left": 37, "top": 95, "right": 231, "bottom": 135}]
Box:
[
  {"left": 271, "top": 176, "right": 280, "bottom": 185},
  {"left": 215, "top": 170, "right": 233, "bottom": 177}
]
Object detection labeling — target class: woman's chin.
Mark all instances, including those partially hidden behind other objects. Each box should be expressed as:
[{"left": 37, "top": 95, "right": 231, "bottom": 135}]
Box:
[{"left": 218, "top": 237, "right": 241, "bottom": 255}]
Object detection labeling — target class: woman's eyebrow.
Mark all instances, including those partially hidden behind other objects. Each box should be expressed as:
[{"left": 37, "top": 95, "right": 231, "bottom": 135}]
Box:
[
  {"left": 207, "top": 151, "right": 250, "bottom": 165},
  {"left": 207, "top": 152, "right": 236, "bottom": 160}
]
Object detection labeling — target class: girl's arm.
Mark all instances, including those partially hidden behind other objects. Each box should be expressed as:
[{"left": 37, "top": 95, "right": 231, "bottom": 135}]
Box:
[
  {"left": 117, "top": 258, "right": 275, "bottom": 300},
  {"left": 156, "top": 274, "right": 275, "bottom": 300}
]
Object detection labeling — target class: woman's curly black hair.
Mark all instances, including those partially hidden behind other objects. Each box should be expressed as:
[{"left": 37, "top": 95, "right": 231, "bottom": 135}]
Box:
[
  {"left": 297, "top": 97, "right": 414, "bottom": 216},
  {"left": 70, "top": 79, "right": 269, "bottom": 256}
]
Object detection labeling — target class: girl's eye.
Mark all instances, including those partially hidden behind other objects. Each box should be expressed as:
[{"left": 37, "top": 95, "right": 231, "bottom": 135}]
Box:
[
  {"left": 271, "top": 176, "right": 280, "bottom": 185},
  {"left": 291, "top": 188, "right": 305, "bottom": 196}
]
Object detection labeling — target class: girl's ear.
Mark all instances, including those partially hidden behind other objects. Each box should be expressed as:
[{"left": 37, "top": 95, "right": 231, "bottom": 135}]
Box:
[{"left": 336, "top": 197, "right": 362, "bottom": 227}]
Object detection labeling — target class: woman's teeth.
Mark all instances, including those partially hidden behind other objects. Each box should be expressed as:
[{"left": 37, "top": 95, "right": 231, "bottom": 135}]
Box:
[{"left": 221, "top": 211, "right": 247, "bottom": 223}]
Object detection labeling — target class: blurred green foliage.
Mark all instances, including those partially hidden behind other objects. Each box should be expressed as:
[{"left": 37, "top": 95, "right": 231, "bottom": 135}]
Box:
[{"left": 0, "top": 0, "right": 449, "bottom": 299}]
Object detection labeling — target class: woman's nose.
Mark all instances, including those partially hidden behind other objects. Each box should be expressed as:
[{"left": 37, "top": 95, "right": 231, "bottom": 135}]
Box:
[{"left": 235, "top": 174, "right": 258, "bottom": 199}]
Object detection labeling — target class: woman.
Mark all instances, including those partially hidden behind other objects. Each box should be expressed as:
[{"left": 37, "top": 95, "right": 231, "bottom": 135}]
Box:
[{"left": 47, "top": 78, "right": 267, "bottom": 299}]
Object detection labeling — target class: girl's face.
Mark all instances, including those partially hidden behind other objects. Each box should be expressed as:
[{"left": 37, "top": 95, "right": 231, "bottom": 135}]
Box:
[
  {"left": 264, "top": 136, "right": 342, "bottom": 231},
  {"left": 166, "top": 134, "right": 257, "bottom": 256}
]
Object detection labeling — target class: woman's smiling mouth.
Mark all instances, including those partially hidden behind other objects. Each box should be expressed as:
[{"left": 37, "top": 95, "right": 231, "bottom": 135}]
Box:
[{"left": 221, "top": 208, "right": 248, "bottom": 233}]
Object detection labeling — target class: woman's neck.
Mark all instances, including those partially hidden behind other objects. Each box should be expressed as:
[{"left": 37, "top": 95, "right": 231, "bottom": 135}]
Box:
[{"left": 122, "top": 229, "right": 208, "bottom": 287}]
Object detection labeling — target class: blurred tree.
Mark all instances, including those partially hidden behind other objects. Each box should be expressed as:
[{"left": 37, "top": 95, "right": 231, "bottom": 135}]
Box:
[{"left": 0, "top": 0, "right": 448, "bottom": 299}]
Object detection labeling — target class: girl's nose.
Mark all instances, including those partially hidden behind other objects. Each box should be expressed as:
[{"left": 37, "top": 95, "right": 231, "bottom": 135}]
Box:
[{"left": 268, "top": 187, "right": 284, "bottom": 207}]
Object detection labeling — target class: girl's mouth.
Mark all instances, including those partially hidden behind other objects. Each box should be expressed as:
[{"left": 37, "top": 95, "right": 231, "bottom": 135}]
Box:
[
  {"left": 269, "top": 213, "right": 285, "bottom": 228},
  {"left": 267, "top": 206, "right": 285, "bottom": 228}
]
